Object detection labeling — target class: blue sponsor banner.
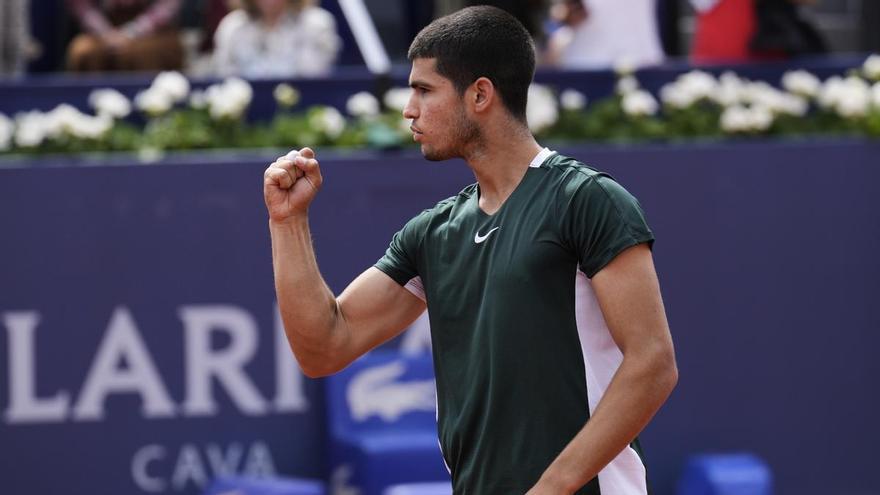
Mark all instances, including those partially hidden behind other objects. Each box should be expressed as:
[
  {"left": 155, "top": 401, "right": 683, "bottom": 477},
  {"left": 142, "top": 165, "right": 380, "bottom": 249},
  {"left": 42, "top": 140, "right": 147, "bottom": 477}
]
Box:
[{"left": 1, "top": 140, "right": 880, "bottom": 494}]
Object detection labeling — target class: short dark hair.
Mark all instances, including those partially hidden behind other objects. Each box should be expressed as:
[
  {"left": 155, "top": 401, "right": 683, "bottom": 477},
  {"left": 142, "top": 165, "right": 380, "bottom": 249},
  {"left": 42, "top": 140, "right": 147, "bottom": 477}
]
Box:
[{"left": 407, "top": 6, "right": 536, "bottom": 123}]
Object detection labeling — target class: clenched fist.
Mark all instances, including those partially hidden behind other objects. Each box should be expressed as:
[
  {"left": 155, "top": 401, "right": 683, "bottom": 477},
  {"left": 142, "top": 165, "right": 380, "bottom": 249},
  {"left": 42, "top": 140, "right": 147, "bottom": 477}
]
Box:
[{"left": 263, "top": 147, "right": 323, "bottom": 222}]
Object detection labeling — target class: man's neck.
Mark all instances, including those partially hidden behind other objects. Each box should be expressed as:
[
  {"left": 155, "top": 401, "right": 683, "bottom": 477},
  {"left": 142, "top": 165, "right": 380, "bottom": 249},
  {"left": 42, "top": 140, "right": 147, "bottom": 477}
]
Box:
[{"left": 466, "top": 132, "right": 543, "bottom": 215}]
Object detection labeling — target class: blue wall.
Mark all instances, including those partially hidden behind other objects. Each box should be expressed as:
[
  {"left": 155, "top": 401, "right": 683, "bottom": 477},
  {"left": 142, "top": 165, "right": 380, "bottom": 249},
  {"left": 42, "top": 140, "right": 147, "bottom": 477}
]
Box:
[{"left": 1, "top": 140, "right": 878, "bottom": 494}]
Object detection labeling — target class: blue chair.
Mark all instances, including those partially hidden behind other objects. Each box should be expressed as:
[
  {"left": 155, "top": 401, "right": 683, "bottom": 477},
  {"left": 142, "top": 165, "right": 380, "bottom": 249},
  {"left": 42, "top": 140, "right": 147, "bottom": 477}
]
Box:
[
  {"left": 204, "top": 475, "right": 325, "bottom": 495},
  {"left": 677, "top": 454, "right": 773, "bottom": 495},
  {"left": 325, "top": 351, "right": 451, "bottom": 495}
]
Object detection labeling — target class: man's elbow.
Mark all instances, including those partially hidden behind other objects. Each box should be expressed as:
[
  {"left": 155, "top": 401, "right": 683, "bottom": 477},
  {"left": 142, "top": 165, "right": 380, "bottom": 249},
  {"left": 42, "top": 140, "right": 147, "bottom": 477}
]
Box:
[
  {"left": 299, "top": 362, "right": 330, "bottom": 379},
  {"left": 654, "top": 343, "right": 678, "bottom": 397},
  {"left": 296, "top": 354, "right": 347, "bottom": 379}
]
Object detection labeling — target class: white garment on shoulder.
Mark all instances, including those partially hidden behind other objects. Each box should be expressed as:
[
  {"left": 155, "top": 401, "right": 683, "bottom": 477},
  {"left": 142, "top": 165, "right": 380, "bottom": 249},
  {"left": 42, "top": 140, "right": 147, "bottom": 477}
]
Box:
[
  {"left": 213, "top": 7, "right": 341, "bottom": 78},
  {"left": 558, "top": 0, "right": 663, "bottom": 70}
]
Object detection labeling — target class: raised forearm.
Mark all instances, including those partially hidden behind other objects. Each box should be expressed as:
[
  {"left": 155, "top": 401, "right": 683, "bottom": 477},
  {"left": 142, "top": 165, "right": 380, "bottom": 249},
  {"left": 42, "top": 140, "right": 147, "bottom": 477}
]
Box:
[{"left": 270, "top": 216, "right": 342, "bottom": 376}]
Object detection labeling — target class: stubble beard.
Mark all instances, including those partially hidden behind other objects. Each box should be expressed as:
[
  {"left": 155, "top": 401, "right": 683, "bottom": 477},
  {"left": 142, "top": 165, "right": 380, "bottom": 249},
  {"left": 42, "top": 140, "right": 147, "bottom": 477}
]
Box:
[{"left": 422, "top": 109, "right": 482, "bottom": 162}]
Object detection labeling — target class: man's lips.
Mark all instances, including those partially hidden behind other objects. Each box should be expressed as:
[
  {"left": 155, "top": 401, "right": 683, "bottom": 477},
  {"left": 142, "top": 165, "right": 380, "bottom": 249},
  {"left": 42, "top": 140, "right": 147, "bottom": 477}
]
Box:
[{"left": 410, "top": 126, "right": 423, "bottom": 141}]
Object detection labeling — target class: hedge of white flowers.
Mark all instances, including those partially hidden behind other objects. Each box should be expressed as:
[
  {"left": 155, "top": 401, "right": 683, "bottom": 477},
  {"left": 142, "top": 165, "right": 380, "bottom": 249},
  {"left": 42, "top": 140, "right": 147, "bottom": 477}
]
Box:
[{"left": 1, "top": 55, "right": 879, "bottom": 155}]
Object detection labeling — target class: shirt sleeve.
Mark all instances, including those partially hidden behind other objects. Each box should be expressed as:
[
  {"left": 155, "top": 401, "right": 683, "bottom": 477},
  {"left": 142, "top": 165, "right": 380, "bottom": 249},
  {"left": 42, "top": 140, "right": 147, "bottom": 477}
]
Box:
[
  {"left": 374, "top": 211, "right": 428, "bottom": 287},
  {"left": 560, "top": 173, "right": 654, "bottom": 278}
]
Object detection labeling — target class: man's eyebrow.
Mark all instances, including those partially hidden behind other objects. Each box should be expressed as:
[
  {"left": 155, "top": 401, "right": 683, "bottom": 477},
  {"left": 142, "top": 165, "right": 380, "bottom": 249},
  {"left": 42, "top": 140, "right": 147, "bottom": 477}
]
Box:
[{"left": 409, "top": 80, "right": 433, "bottom": 89}]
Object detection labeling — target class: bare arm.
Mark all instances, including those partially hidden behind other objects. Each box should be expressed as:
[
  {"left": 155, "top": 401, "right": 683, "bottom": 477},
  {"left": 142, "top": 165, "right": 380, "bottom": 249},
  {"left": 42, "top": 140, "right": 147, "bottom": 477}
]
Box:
[
  {"left": 125, "top": 0, "right": 182, "bottom": 37},
  {"left": 528, "top": 243, "right": 678, "bottom": 494},
  {"left": 66, "top": 0, "right": 112, "bottom": 35},
  {"left": 265, "top": 148, "right": 426, "bottom": 378}
]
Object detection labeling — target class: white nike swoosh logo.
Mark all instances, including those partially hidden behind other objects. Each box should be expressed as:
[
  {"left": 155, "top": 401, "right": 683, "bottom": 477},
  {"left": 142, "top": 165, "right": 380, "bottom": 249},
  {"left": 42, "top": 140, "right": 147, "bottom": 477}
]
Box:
[{"left": 474, "top": 227, "right": 500, "bottom": 244}]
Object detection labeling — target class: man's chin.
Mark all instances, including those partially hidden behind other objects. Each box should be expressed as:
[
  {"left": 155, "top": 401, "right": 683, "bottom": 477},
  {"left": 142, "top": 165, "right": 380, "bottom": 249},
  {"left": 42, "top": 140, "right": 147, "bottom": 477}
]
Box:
[{"left": 421, "top": 146, "right": 453, "bottom": 162}]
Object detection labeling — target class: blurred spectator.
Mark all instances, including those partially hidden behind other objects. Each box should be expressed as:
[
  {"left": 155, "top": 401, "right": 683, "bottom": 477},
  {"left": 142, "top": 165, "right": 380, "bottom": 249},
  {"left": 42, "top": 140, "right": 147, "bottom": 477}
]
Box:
[
  {"left": 862, "top": 0, "right": 880, "bottom": 52},
  {"left": 200, "top": 0, "right": 235, "bottom": 53},
  {"left": 1, "top": 0, "right": 38, "bottom": 76},
  {"left": 691, "top": 0, "right": 826, "bottom": 63},
  {"left": 434, "top": 1, "right": 546, "bottom": 41},
  {"left": 544, "top": 0, "right": 664, "bottom": 70},
  {"left": 213, "top": 0, "right": 341, "bottom": 78},
  {"left": 750, "top": 0, "right": 826, "bottom": 56},
  {"left": 465, "top": 1, "right": 548, "bottom": 40},
  {"left": 690, "top": 0, "right": 752, "bottom": 62},
  {"left": 65, "top": 0, "right": 184, "bottom": 72}
]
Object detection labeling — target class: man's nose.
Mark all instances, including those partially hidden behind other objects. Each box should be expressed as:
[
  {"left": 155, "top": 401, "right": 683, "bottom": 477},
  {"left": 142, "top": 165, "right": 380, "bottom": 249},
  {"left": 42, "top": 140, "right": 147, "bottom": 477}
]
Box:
[{"left": 403, "top": 97, "right": 418, "bottom": 119}]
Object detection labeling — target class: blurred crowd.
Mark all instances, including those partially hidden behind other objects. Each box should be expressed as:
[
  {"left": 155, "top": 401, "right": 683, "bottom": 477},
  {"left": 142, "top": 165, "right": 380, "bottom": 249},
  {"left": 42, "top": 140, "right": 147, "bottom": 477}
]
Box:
[{"left": 1, "top": 0, "right": 878, "bottom": 78}]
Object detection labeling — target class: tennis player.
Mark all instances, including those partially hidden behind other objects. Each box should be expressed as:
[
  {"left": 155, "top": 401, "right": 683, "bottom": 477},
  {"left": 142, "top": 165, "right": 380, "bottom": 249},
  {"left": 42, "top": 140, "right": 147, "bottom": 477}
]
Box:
[{"left": 264, "top": 6, "right": 677, "bottom": 494}]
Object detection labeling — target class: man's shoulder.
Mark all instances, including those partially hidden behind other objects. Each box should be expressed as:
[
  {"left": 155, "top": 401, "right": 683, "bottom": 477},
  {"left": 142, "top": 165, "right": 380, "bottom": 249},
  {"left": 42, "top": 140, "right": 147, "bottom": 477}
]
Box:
[
  {"left": 537, "top": 153, "right": 625, "bottom": 200},
  {"left": 536, "top": 154, "right": 645, "bottom": 222},
  {"left": 404, "top": 184, "right": 476, "bottom": 228},
  {"left": 541, "top": 153, "right": 606, "bottom": 182}
]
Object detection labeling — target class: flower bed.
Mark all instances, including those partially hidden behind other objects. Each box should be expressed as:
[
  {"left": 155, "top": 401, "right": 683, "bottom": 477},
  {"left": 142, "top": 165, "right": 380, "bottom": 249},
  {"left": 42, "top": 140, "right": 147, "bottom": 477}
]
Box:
[{"left": 1, "top": 55, "right": 879, "bottom": 156}]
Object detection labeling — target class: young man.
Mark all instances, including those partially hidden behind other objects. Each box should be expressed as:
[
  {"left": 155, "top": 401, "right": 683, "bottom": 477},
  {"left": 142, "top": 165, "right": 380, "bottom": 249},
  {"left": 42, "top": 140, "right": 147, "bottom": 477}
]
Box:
[{"left": 264, "top": 6, "right": 677, "bottom": 494}]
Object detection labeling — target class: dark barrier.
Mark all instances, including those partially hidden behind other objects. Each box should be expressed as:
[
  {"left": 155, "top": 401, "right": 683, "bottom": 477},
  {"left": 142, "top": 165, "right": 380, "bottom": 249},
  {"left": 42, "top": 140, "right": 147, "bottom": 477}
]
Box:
[{"left": 1, "top": 140, "right": 879, "bottom": 494}]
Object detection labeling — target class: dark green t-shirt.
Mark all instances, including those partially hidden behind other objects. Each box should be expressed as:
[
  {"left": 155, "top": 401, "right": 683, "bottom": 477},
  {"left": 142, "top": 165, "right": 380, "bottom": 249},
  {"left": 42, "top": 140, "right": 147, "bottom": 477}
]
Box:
[{"left": 375, "top": 150, "right": 655, "bottom": 494}]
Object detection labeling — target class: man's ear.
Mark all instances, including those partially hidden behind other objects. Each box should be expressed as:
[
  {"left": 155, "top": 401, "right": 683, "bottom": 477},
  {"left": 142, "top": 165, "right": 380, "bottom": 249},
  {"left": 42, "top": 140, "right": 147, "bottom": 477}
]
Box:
[{"left": 470, "top": 77, "right": 495, "bottom": 114}]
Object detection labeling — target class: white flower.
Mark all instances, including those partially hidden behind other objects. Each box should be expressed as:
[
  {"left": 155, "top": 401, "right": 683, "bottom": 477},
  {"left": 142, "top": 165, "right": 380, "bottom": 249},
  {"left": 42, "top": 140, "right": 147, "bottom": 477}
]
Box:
[
  {"left": 748, "top": 105, "right": 774, "bottom": 131},
  {"left": 152, "top": 71, "right": 190, "bottom": 103},
  {"left": 711, "top": 72, "right": 745, "bottom": 106},
  {"left": 661, "top": 70, "right": 717, "bottom": 109},
  {"left": 383, "top": 87, "right": 412, "bottom": 113},
  {"left": 615, "top": 76, "right": 639, "bottom": 95},
  {"left": 346, "top": 91, "right": 380, "bottom": 117},
  {"left": 71, "top": 114, "right": 113, "bottom": 140},
  {"left": 836, "top": 91, "right": 869, "bottom": 119},
  {"left": 862, "top": 54, "right": 880, "bottom": 80},
  {"left": 0, "top": 113, "right": 14, "bottom": 151},
  {"left": 88, "top": 89, "right": 131, "bottom": 119},
  {"left": 720, "top": 105, "right": 750, "bottom": 133},
  {"left": 135, "top": 88, "right": 174, "bottom": 116},
  {"left": 310, "top": 106, "right": 346, "bottom": 139},
  {"left": 782, "top": 70, "right": 821, "bottom": 98},
  {"left": 560, "top": 89, "right": 587, "bottom": 111},
  {"left": 526, "top": 84, "right": 558, "bottom": 133},
  {"left": 778, "top": 94, "right": 809, "bottom": 116},
  {"left": 660, "top": 84, "right": 692, "bottom": 109},
  {"left": 835, "top": 76, "right": 871, "bottom": 119},
  {"left": 14, "top": 111, "right": 48, "bottom": 148},
  {"left": 683, "top": 70, "right": 718, "bottom": 96},
  {"left": 208, "top": 95, "right": 241, "bottom": 120},
  {"left": 872, "top": 82, "right": 880, "bottom": 109},
  {"left": 45, "top": 104, "right": 85, "bottom": 138},
  {"left": 818, "top": 75, "right": 871, "bottom": 118},
  {"left": 222, "top": 77, "right": 254, "bottom": 107},
  {"left": 818, "top": 76, "right": 845, "bottom": 109},
  {"left": 621, "top": 90, "right": 658, "bottom": 117},
  {"left": 719, "top": 104, "right": 774, "bottom": 133},
  {"left": 273, "top": 83, "right": 300, "bottom": 108},
  {"left": 206, "top": 78, "right": 253, "bottom": 120},
  {"left": 743, "top": 82, "right": 786, "bottom": 113}
]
